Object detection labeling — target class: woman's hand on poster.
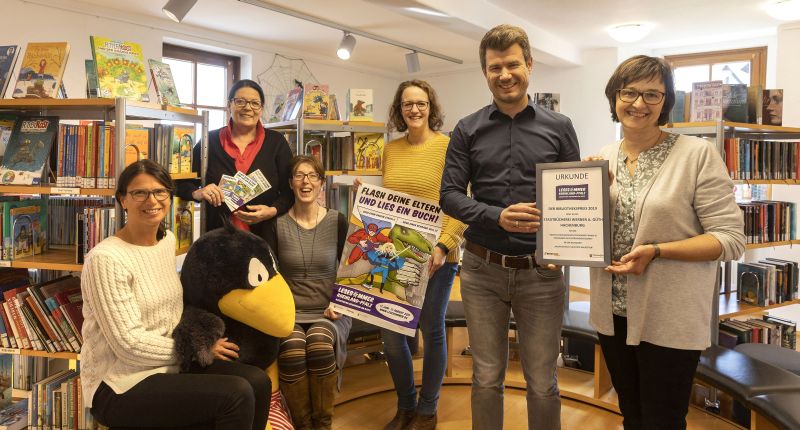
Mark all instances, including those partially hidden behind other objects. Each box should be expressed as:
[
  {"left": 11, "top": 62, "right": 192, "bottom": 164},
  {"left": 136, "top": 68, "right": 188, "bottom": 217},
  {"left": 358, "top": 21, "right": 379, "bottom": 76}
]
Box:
[
  {"left": 427, "top": 246, "right": 446, "bottom": 277},
  {"left": 211, "top": 337, "right": 240, "bottom": 361},
  {"left": 604, "top": 244, "right": 657, "bottom": 276},
  {"left": 234, "top": 205, "right": 277, "bottom": 225},
  {"left": 324, "top": 304, "right": 341, "bottom": 321},
  {"left": 583, "top": 155, "right": 614, "bottom": 184},
  {"left": 192, "top": 183, "right": 224, "bottom": 207},
  {"left": 352, "top": 177, "right": 362, "bottom": 189}
]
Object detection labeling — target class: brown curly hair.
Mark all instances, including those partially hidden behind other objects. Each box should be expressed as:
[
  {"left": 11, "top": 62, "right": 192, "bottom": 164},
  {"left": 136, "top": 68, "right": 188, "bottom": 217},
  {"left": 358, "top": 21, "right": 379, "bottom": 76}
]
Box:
[{"left": 387, "top": 80, "right": 444, "bottom": 132}]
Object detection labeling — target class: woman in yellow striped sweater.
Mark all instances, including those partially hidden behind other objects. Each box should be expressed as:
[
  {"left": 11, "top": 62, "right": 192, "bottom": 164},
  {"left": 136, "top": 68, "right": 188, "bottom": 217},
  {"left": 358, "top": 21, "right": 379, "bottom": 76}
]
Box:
[{"left": 379, "top": 80, "right": 466, "bottom": 430}]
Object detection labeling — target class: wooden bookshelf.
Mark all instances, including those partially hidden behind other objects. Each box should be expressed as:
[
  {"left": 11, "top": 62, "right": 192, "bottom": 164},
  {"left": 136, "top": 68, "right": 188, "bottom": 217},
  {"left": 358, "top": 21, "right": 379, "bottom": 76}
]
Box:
[
  {"left": 0, "top": 347, "right": 78, "bottom": 360},
  {"left": 667, "top": 121, "right": 800, "bottom": 134},
  {"left": 734, "top": 179, "right": 800, "bottom": 185},
  {"left": 4, "top": 248, "right": 82, "bottom": 272},
  {"left": 718, "top": 294, "right": 800, "bottom": 319},
  {"left": 170, "top": 172, "right": 198, "bottom": 180},
  {"left": 0, "top": 98, "right": 201, "bottom": 122},
  {"left": 745, "top": 240, "right": 800, "bottom": 249},
  {"left": 0, "top": 184, "right": 115, "bottom": 196}
]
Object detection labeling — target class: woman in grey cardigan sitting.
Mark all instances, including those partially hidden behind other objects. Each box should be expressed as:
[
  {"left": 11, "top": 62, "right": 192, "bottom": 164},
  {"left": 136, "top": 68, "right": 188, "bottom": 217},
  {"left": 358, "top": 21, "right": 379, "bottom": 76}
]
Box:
[{"left": 589, "top": 55, "right": 745, "bottom": 430}]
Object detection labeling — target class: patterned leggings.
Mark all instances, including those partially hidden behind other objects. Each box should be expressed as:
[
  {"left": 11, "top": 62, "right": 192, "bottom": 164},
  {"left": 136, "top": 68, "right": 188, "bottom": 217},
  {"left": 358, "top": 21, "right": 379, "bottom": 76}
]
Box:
[{"left": 278, "top": 321, "right": 337, "bottom": 383}]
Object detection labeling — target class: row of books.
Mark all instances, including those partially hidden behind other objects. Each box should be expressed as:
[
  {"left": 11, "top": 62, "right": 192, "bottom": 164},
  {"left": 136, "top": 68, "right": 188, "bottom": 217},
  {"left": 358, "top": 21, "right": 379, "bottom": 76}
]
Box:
[
  {"left": 719, "top": 315, "right": 796, "bottom": 350},
  {"left": 724, "top": 138, "right": 798, "bottom": 180},
  {"left": 304, "top": 132, "right": 385, "bottom": 173},
  {"left": 737, "top": 258, "right": 799, "bottom": 306},
  {"left": 47, "top": 197, "right": 106, "bottom": 248},
  {"left": 0, "top": 273, "right": 83, "bottom": 354},
  {"left": 674, "top": 82, "right": 784, "bottom": 126},
  {"left": 738, "top": 200, "right": 795, "bottom": 244},
  {"left": 0, "top": 37, "right": 181, "bottom": 107},
  {"left": 269, "top": 87, "right": 374, "bottom": 123},
  {"left": 75, "top": 206, "right": 116, "bottom": 265},
  {"left": 131, "top": 123, "right": 194, "bottom": 175},
  {"left": 325, "top": 183, "right": 356, "bottom": 221},
  {"left": 55, "top": 122, "right": 115, "bottom": 189}
]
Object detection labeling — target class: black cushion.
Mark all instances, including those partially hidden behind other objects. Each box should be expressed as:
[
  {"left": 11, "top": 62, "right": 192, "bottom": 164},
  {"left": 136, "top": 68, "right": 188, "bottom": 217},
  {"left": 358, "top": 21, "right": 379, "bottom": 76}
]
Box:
[
  {"left": 748, "top": 392, "right": 800, "bottom": 430},
  {"left": 445, "top": 300, "right": 467, "bottom": 328},
  {"left": 562, "top": 301, "right": 598, "bottom": 344},
  {"left": 347, "top": 318, "right": 381, "bottom": 341},
  {"left": 734, "top": 343, "right": 800, "bottom": 376},
  {"left": 696, "top": 344, "right": 800, "bottom": 401}
]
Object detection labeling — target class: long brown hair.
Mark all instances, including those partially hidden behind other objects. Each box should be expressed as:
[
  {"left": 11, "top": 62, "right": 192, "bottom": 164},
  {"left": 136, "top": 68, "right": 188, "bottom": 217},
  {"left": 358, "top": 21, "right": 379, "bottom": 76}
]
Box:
[{"left": 387, "top": 80, "right": 444, "bottom": 133}]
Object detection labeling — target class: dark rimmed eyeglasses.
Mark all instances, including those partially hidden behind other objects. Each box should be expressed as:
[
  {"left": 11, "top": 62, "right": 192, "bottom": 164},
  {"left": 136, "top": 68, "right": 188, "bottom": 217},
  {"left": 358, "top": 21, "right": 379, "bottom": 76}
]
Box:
[
  {"left": 293, "top": 172, "right": 321, "bottom": 182},
  {"left": 616, "top": 88, "right": 665, "bottom": 105},
  {"left": 128, "top": 188, "right": 171, "bottom": 202},
  {"left": 401, "top": 101, "right": 429, "bottom": 111},
  {"left": 231, "top": 98, "right": 263, "bottom": 110}
]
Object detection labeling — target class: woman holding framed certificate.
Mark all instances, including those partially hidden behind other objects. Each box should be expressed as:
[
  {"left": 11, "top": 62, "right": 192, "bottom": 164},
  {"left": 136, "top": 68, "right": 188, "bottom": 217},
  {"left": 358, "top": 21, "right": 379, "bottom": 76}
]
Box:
[{"left": 589, "top": 55, "right": 745, "bottom": 429}]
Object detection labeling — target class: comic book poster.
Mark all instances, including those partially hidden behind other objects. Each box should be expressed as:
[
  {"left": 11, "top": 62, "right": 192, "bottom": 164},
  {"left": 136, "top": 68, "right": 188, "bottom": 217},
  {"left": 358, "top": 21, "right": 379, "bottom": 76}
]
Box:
[
  {"left": 12, "top": 42, "right": 69, "bottom": 99},
  {"left": 332, "top": 184, "right": 442, "bottom": 336},
  {"left": 302, "top": 84, "right": 329, "bottom": 120},
  {"left": 90, "top": 36, "right": 149, "bottom": 102}
]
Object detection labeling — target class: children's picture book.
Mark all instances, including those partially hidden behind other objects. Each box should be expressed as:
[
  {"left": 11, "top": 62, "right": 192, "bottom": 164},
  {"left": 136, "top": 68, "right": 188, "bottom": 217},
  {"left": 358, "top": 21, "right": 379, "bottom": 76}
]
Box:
[
  {"left": 172, "top": 196, "right": 194, "bottom": 251},
  {"left": 0, "top": 46, "right": 20, "bottom": 98},
  {"left": 690, "top": 81, "right": 723, "bottom": 122},
  {"left": 0, "top": 115, "right": 17, "bottom": 162},
  {"left": 268, "top": 94, "right": 286, "bottom": 123},
  {"left": 353, "top": 132, "right": 384, "bottom": 172},
  {"left": 148, "top": 59, "right": 180, "bottom": 106},
  {"left": 302, "top": 84, "right": 330, "bottom": 120},
  {"left": 328, "top": 94, "right": 341, "bottom": 120},
  {"left": 12, "top": 42, "right": 70, "bottom": 99},
  {"left": 347, "top": 88, "right": 374, "bottom": 121},
  {"left": 2, "top": 199, "right": 47, "bottom": 261},
  {"left": 282, "top": 86, "right": 304, "bottom": 121},
  {"left": 722, "top": 84, "right": 748, "bottom": 123},
  {"left": 171, "top": 125, "right": 194, "bottom": 174},
  {"left": 0, "top": 116, "right": 58, "bottom": 185},
  {"left": 0, "top": 398, "right": 27, "bottom": 430},
  {"left": 219, "top": 170, "right": 271, "bottom": 212},
  {"left": 90, "top": 36, "right": 149, "bottom": 102},
  {"left": 84, "top": 59, "right": 99, "bottom": 98},
  {"left": 332, "top": 184, "right": 442, "bottom": 336},
  {"left": 10, "top": 205, "right": 42, "bottom": 259},
  {"left": 125, "top": 125, "right": 150, "bottom": 167},
  {"left": 762, "top": 89, "right": 783, "bottom": 126},
  {"left": 534, "top": 92, "right": 560, "bottom": 112}
]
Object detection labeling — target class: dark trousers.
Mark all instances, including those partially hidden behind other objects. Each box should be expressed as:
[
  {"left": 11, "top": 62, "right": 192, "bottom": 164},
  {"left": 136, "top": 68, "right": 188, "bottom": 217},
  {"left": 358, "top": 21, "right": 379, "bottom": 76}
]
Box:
[
  {"left": 91, "top": 360, "right": 270, "bottom": 430},
  {"left": 598, "top": 315, "right": 701, "bottom": 430}
]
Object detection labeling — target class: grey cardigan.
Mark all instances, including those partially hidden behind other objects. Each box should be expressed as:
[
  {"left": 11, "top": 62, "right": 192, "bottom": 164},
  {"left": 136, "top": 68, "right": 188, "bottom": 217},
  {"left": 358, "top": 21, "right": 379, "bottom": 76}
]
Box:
[{"left": 589, "top": 133, "right": 745, "bottom": 350}]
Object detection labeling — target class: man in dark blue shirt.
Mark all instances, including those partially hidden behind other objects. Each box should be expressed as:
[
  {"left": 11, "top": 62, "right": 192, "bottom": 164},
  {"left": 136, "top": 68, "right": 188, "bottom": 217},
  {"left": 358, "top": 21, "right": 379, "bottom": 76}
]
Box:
[{"left": 440, "top": 24, "right": 580, "bottom": 430}]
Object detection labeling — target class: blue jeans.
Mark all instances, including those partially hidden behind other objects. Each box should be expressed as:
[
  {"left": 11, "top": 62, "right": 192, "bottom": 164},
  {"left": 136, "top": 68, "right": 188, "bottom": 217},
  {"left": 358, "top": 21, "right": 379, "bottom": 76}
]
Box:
[
  {"left": 460, "top": 249, "right": 564, "bottom": 430},
  {"left": 381, "top": 262, "right": 458, "bottom": 415}
]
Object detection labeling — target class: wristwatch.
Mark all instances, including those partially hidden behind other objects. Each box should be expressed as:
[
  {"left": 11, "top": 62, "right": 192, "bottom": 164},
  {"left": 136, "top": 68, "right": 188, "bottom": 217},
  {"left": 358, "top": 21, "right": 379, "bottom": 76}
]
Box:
[
  {"left": 651, "top": 243, "right": 661, "bottom": 259},
  {"left": 435, "top": 242, "right": 450, "bottom": 254}
]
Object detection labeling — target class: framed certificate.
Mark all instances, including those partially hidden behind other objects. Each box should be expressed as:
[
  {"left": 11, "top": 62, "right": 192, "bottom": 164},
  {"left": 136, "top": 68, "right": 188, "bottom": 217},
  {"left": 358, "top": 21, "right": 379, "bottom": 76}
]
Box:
[{"left": 535, "top": 160, "right": 611, "bottom": 267}]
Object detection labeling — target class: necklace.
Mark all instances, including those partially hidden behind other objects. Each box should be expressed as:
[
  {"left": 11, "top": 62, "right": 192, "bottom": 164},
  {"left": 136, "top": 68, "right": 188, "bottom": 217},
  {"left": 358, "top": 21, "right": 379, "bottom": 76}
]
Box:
[{"left": 292, "top": 205, "right": 321, "bottom": 278}]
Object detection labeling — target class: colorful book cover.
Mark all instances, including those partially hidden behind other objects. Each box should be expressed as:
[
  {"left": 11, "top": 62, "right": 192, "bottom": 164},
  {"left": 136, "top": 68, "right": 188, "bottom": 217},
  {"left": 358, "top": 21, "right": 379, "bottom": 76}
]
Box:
[
  {"left": 302, "top": 84, "right": 330, "bottom": 120},
  {"left": 0, "top": 354, "right": 10, "bottom": 410},
  {"left": 722, "top": 84, "right": 748, "bottom": 123},
  {"left": 0, "top": 46, "right": 20, "bottom": 98},
  {"left": 331, "top": 184, "right": 442, "bottom": 336},
  {"left": 282, "top": 86, "right": 303, "bottom": 121},
  {"left": 762, "top": 89, "right": 783, "bottom": 126},
  {"left": 12, "top": 42, "right": 69, "bottom": 99},
  {"left": 9, "top": 205, "right": 42, "bottom": 260},
  {"left": 0, "top": 398, "right": 27, "bottom": 430},
  {"left": 172, "top": 125, "right": 194, "bottom": 174},
  {"left": 690, "top": 81, "right": 723, "bottom": 122},
  {"left": 172, "top": 196, "right": 194, "bottom": 251},
  {"left": 0, "top": 116, "right": 58, "bottom": 185},
  {"left": 353, "top": 132, "right": 384, "bottom": 172},
  {"left": 347, "top": 88, "right": 374, "bottom": 121},
  {"left": 534, "top": 93, "right": 560, "bottom": 112},
  {"left": 328, "top": 93, "right": 341, "bottom": 120},
  {"left": 84, "top": 60, "right": 99, "bottom": 98},
  {"left": 0, "top": 115, "right": 17, "bottom": 161},
  {"left": 125, "top": 125, "right": 150, "bottom": 167},
  {"left": 1, "top": 199, "right": 47, "bottom": 261},
  {"left": 148, "top": 59, "right": 180, "bottom": 106},
  {"left": 268, "top": 94, "right": 286, "bottom": 123},
  {"left": 90, "top": 36, "right": 149, "bottom": 102}
]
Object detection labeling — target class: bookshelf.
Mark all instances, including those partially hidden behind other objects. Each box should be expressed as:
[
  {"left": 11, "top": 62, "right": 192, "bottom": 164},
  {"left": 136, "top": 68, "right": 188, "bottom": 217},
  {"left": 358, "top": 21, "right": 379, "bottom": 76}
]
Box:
[
  {"left": 264, "top": 117, "right": 385, "bottom": 157},
  {"left": 0, "top": 98, "right": 209, "bottom": 270}
]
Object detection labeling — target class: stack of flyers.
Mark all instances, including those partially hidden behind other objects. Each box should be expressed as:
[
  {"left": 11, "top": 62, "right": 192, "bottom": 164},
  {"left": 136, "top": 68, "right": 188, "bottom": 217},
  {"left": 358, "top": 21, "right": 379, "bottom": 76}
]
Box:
[{"left": 220, "top": 169, "right": 272, "bottom": 211}]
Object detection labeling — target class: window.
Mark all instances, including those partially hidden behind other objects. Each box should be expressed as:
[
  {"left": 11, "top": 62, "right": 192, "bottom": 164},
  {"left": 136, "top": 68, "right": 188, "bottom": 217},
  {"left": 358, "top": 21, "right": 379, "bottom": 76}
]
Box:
[
  {"left": 665, "top": 47, "right": 766, "bottom": 92},
  {"left": 162, "top": 44, "right": 241, "bottom": 131}
]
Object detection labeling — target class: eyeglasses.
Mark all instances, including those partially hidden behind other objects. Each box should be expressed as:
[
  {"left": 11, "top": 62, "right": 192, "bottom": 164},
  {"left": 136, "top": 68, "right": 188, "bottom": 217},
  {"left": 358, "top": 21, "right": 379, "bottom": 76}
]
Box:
[
  {"left": 293, "top": 172, "right": 321, "bottom": 182},
  {"left": 616, "top": 88, "right": 665, "bottom": 105},
  {"left": 401, "top": 101, "right": 429, "bottom": 111},
  {"left": 127, "top": 188, "right": 171, "bottom": 202},
  {"left": 231, "top": 98, "right": 263, "bottom": 110}
]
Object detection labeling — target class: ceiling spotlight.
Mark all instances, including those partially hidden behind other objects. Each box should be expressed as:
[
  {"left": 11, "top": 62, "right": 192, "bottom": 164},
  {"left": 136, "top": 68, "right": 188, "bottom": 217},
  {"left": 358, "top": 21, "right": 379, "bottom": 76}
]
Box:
[
  {"left": 337, "top": 32, "right": 356, "bottom": 60},
  {"left": 765, "top": 0, "right": 800, "bottom": 21},
  {"left": 406, "top": 51, "right": 421, "bottom": 73},
  {"left": 607, "top": 23, "right": 652, "bottom": 43},
  {"left": 163, "top": 0, "right": 198, "bottom": 22}
]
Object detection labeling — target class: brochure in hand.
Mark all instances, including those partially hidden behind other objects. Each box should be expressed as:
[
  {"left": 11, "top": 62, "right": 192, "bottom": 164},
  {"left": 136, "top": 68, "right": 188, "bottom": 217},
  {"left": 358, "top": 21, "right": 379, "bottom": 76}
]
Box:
[{"left": 220, "top": 169, "right": 271, "bottom": 212}]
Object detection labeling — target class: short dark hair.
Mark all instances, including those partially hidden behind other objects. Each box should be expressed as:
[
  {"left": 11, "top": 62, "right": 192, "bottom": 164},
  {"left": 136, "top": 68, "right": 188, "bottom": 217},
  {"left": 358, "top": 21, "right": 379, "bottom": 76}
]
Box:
[
  {"left": 116, "top": 159, "right": 174, "bottom": 240},
  {"left": 228, "top": 79, "right": 265, "bottom": 105},
  {"left": 604, "top": 55, "right": 676, "bottom": 126},
  {"left": 479, "top": 24, "right": 532, "bottom": 72},
  {"left": 387, "top": 80, "right": 444, "bottom": 132},
  {"left": 290, "top": 155, "right": 325, "bottom": 181}
]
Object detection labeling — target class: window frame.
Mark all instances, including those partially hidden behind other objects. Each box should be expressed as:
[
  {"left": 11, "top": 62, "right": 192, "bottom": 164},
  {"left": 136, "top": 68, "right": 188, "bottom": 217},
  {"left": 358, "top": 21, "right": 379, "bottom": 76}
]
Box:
[
  {"left": 162, "top": 43, "right": 240, "bottom": 113},
  {"left": 664, "top": 47, "right": 767, "bottom": 88}
]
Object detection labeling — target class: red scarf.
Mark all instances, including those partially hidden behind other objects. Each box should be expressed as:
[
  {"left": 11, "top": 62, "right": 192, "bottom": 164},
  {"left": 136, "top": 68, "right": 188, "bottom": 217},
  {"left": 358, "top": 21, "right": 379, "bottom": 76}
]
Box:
[{"left": 219, "top": 119, "right": 265, "bottom": 231}]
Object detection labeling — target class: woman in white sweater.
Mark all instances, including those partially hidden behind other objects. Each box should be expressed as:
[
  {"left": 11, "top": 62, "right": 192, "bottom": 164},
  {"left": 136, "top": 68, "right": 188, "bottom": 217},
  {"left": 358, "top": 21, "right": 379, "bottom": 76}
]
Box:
[
  {"left": 590, "top": 55, "right": 745, "bottom": 429},
  {"left": 81, "top": 159, "right": 270, "bottom": 429}
]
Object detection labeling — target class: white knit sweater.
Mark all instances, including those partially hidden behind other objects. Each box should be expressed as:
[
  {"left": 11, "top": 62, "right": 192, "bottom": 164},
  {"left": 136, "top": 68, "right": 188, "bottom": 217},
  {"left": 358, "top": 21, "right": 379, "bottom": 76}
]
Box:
[{"left": 80, "top": 231, "right": 182, "bottom": 407}]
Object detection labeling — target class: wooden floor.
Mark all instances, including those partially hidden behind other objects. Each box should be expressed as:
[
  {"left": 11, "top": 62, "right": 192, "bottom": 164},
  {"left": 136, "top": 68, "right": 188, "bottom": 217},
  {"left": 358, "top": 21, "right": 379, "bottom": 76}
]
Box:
[{"left": 333, "top": 384, "right": 740, "bottom": 430}]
